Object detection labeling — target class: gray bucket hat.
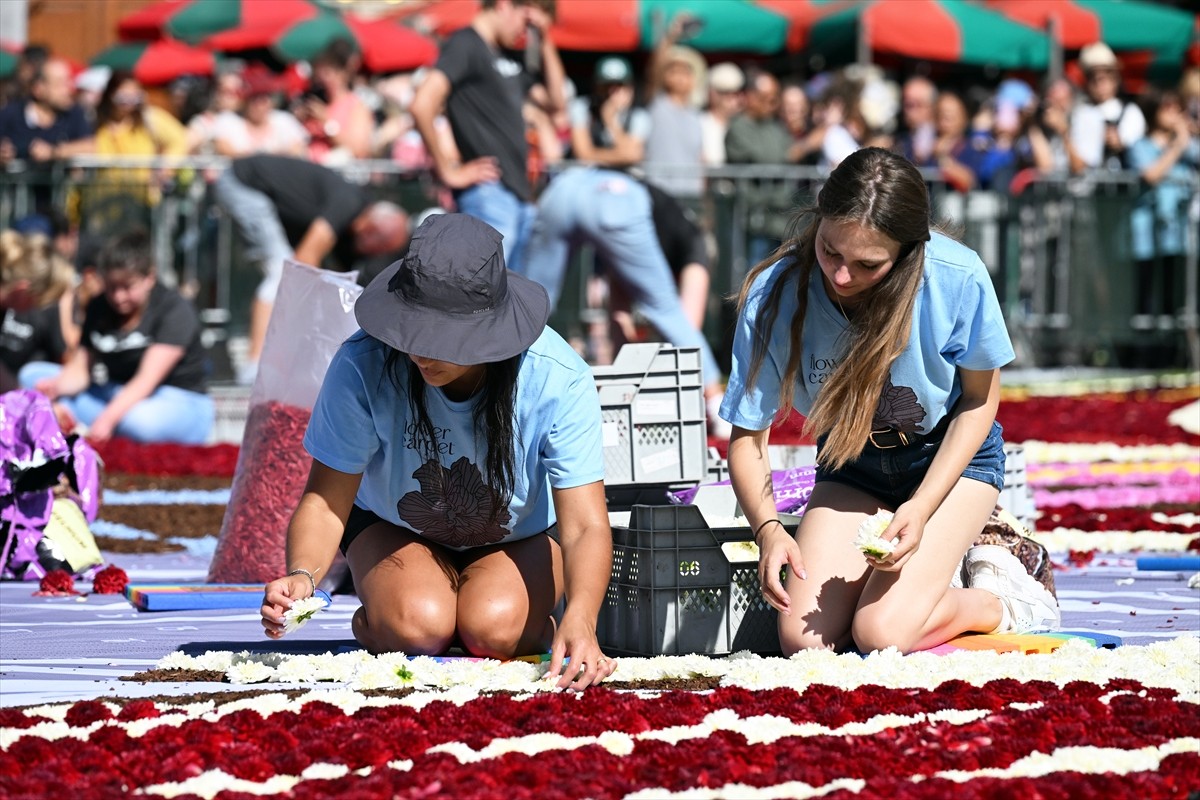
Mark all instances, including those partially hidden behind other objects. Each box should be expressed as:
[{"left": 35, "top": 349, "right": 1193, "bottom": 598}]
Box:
[{"left": 355, "top": 213, "right": 550, "bottom": 363}]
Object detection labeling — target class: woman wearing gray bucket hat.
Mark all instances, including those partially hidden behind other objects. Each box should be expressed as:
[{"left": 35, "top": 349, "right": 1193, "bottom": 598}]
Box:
[{"left": 261, "top": 213, "right": 616, "bottom": 690}]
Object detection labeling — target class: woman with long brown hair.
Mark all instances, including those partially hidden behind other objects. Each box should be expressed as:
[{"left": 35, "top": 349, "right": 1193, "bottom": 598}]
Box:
[{"left": 719, "top": 147, "right": 1058, "bottom": 656}]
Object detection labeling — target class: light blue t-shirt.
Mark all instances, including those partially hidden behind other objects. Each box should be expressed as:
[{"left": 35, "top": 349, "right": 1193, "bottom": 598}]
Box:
[
  {"left": 568, "top": 97, "right": 652, "bottom": 147},
  {"left": 1127, "top": 136, "right": 1199, "bottom": 260},
  {"left": 721, "top": 232, "right": 1015, "bottom": 435},
  {"left": 304, "top": 327, "right": 604, "bottom": 550}
]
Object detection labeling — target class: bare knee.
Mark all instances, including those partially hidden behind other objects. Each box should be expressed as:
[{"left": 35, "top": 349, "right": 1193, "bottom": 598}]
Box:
[
  {"left": 851, "top": 607, "right": 920, "bottom": 654},
  {"left": 456, "top": 599, "right": 527, "bottom": 660},
  {"left": 352, "top": 602, "right": 455, "bottom": 655}
]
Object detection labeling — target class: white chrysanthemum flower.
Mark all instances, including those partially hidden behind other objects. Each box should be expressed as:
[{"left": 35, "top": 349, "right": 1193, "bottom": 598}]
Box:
[
  {"left": 283, "top": 596, "right": 329, "bottom": 633},
  {"left": 190, "top": 650, "right": 238, "bottom": 672},
  {"left": 154, "top": 651, "right": 201, "bottom": 671},
  {"left": 225, "top": 660, "right": 276, "bottom": 685},
  {"left": 351, "top": 659, "right": 408, "bottom": 690},
  {"left": 854, "top": 511, "right": 895, "bottom": 559}
]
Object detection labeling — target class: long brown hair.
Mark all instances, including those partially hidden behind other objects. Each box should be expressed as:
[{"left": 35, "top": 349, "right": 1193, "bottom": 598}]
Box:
[
  {"left": 0, "top": 230, "right": 74, "bottom": 307},
  {"left": 735, "top": 147, "right": 932, "bottom": 470}
]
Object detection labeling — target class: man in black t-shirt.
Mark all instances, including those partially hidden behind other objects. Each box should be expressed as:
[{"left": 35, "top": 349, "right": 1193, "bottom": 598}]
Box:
[
  {"left": 409, "top": 0, "right": 564, "bottom": 274},
  {"left": 214, "top": 154, "right": 409, "bottom": 383}
]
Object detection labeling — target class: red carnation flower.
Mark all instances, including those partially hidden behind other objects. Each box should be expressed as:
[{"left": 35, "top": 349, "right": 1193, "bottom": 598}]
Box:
[
  {"left": 91, "top": 565, "right": 129, "bottom": 595},
  {"left": 64, "top": 700, "right": 114, "bottom": 726},
  {"left": 37, "top": 569, "right": 77, "bottom": 596}
]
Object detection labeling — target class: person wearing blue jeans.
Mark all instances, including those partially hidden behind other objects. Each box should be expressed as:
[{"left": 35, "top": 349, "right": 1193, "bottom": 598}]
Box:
[
  {"left": 21, "top": 229, "right": 214, "bottom": 445},
  {"left": 522, "top": 166, "right": 729, "bottom": 437},
  {"left": 20, "top": 362, "right": 213, "bottom": 444},
  {"left": 454, "top": 181, "right": 538, "bottom": 276},
  {"left": 408, "top": 0, "right": 565, "bottom": 276}
]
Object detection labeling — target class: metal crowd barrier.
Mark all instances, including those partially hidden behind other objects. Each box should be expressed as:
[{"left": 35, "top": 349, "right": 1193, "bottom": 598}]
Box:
[{"left": 2, "top": 156, "right": 1196, "bottom": 375}]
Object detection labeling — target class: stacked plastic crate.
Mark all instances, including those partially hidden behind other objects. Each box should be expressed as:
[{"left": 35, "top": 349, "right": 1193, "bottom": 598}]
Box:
[
  {"left": 594, "top": 344, "right": 787, "bottom": 656},
  {"left": 593, "top": 344, "right": 709, "bottom": 510}
]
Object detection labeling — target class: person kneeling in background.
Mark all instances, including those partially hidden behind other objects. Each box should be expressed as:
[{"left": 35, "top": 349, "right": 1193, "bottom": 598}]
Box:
[{"left": 21, "top": 228, "right": 214, "bottom": 444}]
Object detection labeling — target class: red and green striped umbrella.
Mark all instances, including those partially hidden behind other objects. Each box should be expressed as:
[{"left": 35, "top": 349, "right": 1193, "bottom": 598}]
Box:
[
  {"left": 808, "top": 0, "right": 1052, "bottom": 69},
  {"left": 89, "top": 38, "right": 217, "bottom": 85},
  {"left": 400, "top": 0, "right": 805, "bottom": 54},
  {"left": 0, "top": 42, "right": 18, "bottom": 79},
  {"left": 986, "top": 0, "right": 1197, "bottom": 83},
  {"left": 117, "top": 0, "right": 322, "bottom": 44},
  {"left": 204, "top": 10, "right": 439, "bottom": 74},
  {"left": 986, "top": 0, "right": 1195, "bottom": 56}
]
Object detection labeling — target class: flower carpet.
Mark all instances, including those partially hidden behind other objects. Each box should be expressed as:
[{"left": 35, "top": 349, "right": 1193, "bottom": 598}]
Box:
[{"left": 1, "top": 374, "right": 1198, "bottom": 798}]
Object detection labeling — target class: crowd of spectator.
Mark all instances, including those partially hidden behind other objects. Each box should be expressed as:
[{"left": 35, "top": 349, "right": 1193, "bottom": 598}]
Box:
[{"left": 2, "top": 0, "right": 1197, "bottom": 443}]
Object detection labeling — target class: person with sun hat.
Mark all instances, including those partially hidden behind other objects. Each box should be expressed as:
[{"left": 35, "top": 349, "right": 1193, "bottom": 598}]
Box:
[{"left": 260, "top": 213, "right": 616, "bottom": 691}]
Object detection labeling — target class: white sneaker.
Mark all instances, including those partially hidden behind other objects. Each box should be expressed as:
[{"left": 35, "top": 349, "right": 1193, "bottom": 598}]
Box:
[
  {"left": 706, "top": 393, "right": 732, "bottom": 440},
  {"left": 965, "top": 545, "right": 1061, "bottom": 633},
  {"left": 949, "top": 554, "right": 966, "bottom": 590}
]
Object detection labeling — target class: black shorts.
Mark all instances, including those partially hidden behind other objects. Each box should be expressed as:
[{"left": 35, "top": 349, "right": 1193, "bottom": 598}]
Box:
[
  {"left": 340, "top": 504, "right": 386, "bottom": 556},
  {"left": 339, "top": 505, "right": 560, "bottom": 557}
]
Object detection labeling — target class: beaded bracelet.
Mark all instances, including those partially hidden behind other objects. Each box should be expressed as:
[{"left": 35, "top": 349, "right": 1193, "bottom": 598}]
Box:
[
  {"left": 753, "top": 518, "right": 785, "bottom": 545},
  {"left": 288, "top": 568, "right": 317, "bottom": 597}
]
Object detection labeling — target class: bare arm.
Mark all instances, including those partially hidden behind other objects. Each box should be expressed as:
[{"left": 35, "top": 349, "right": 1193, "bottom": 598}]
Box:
[
  {"left": 529, "top": 6, "right": 566, "bottom": 115},
  {"left": 545, "top": 480, "right": 617, "bottom": 690},
  {"left": 525, "top": 102, "right": 562, "bottom": 165},
  {"left": 1140, "top": 120, "right": 1192, "bottom": 186},
  {"left": 645, "top": 12, "right": 687, "bottom": 99},
  {"left": 334, "top": 101, "right": 375, "bottom": 160},
  {"left": 410, "top": 68, "right": 500, "bottom": 189},
  {"left": 35, "top": 343, "right": 90, "bottom": 399},
  {"left": 569, "top": 91, "right": 645, "bottom": 167},
  {"left": 728, "top": 424, "right": 805, "bottom": 615},
  {"left": 262, "top": 461, "right": 362, "bottom": 635},
  {"left": 88, "top": 343, "right": 185, "bottom": 442},
  {"left": 292, "top": 217, "right": 337, "bottom": 267},
  {"left": 879, "top": 367, "right": 1001, "bottom": 571}
]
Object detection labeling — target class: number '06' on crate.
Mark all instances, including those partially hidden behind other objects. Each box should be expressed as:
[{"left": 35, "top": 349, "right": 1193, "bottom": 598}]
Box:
[{"left": 599, "top": 486, "right": 801, "bottom": 657}]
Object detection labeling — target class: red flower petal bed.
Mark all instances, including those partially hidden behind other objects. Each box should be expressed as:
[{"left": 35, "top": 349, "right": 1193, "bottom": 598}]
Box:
[
  {"left": 2, "top": 680, "right": 1197, "bottom": 799},
  {"left": 752, "top": 388, "right": 1200, "bottom": 452}
]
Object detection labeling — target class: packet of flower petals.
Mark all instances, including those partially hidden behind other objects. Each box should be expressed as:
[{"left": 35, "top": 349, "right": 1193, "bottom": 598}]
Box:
[{"left": 125, "top": 583, "right": 266, "bottom": 611}]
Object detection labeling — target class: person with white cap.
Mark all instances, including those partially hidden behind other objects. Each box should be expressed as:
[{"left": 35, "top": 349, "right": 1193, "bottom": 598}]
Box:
[
  {"left": 1070, "top": 41, "right": 1146, "bottom": 171},
  {"left": 700, "top": 61, "right": 744, "bottom": 166},
  {"left": 260, "top": 213, "right": 617, "bottom": 690}
]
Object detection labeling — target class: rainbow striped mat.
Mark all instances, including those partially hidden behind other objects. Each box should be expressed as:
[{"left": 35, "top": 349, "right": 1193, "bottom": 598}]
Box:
[{"left": 926, "top": 630, "right": 1122, "bottom": 655}]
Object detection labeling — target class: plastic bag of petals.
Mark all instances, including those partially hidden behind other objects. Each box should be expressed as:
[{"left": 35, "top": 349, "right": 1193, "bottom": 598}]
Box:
[{"left": 208, "top": 261, "right": 363, "bottom": 585}]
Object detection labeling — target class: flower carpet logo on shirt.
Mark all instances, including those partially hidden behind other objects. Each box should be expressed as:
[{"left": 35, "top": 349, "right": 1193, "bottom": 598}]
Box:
[
  {"left": 397, "top": 457, "right": 511, "bottom": 548},
  {"left": 872, "top": 377, "right": 925, "bottom": 433}
]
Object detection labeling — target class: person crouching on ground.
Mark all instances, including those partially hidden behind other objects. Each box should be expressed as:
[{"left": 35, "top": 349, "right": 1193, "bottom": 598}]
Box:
[
  {"left": 720, "top": 147, "right": 1059, "bottom": 655},
  {"left": 260, "top": 213, "right": 617, "bottom": 690},
  {"left": 22, "top": 228, "right": 213, "bottom": 444}
]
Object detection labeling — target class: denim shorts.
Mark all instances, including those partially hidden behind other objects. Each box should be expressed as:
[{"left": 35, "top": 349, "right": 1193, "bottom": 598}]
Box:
[{"left": 814, "top": 420, "right": 1006, "bottom": 509}]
